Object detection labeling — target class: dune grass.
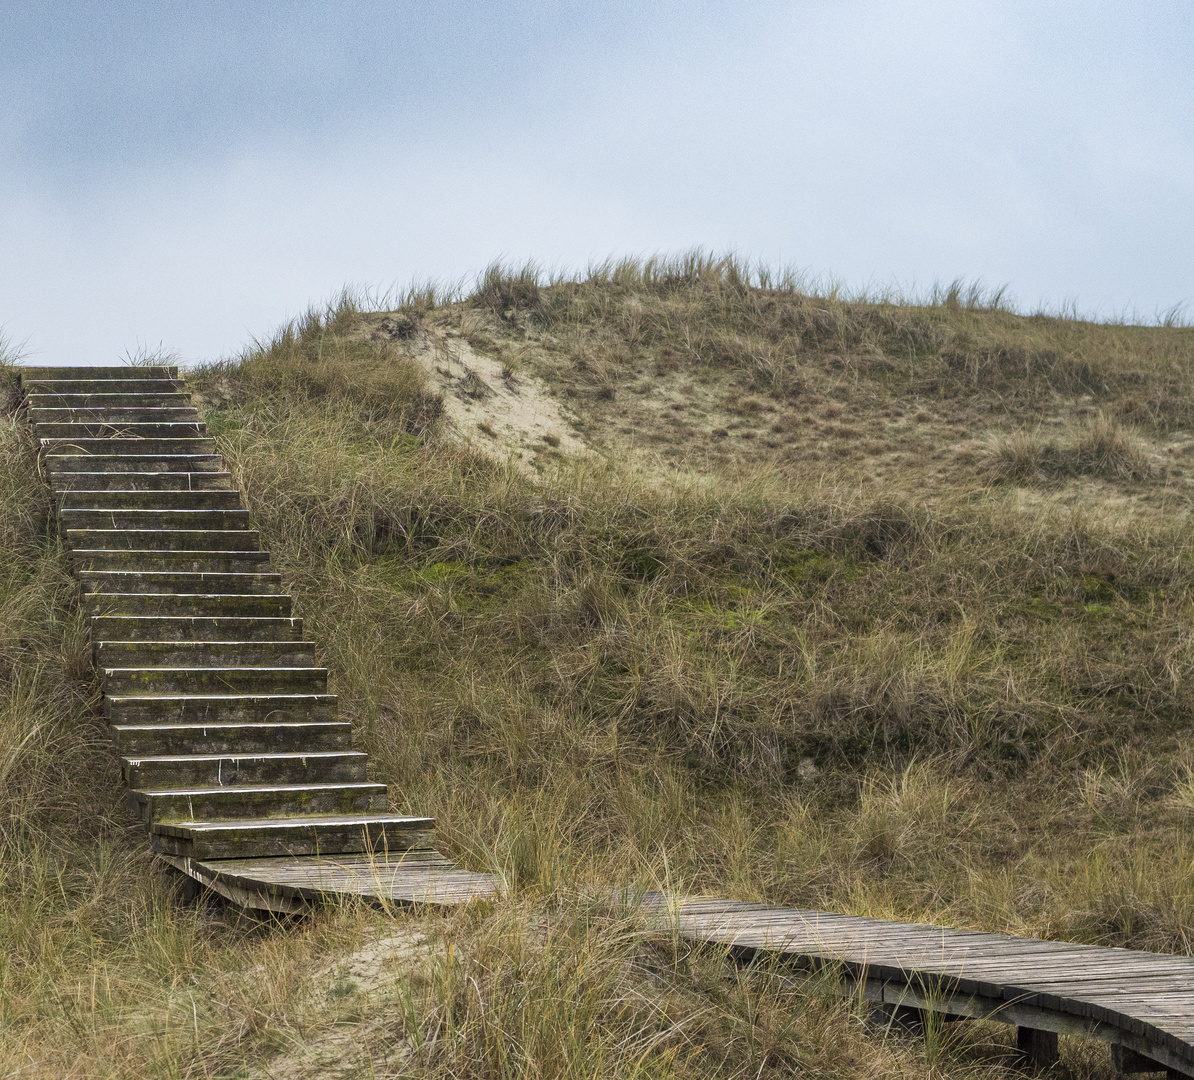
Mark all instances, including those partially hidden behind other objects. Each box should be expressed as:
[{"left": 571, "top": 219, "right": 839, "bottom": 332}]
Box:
[{"left": 3, "top": 265, "right": 1194, "bottom": 1076}]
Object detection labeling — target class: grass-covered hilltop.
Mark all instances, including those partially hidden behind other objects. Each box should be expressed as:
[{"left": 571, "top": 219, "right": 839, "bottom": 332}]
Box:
[{"left": 4, "top": 254, "right": 1194, "bottom": 1077}]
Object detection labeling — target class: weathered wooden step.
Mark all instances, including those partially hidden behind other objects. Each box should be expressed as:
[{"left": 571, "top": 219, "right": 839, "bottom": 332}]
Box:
[
  {"left": 46, "top": 453, "right": 224, "bottom": 473},
  {"left": 40, "top": 437, "right": 217, "bottom": 456},
  {"left": 25, "top": 382, "right": 187, "bottom": 398},
  {"left": 151, "top": 813, "right": 433, "bottom": 860},
  {"left": 90, "top": 614, "right": 302, "bottom": 642},
  {"left": 112, "top": 721, "right": 353, "bottom": 756},
  {"left": 52, "top": 472, "right": 234, "bottom": 492},
  {"left": 74, "top": 550, "right": 271, "bottom": 573},
  {"left": 26, "top": 392, "right": 189, "bottom": 408},
  {"left": 60, "top": 507, "right": 251, "bottom": 530},
  {"left": 84, "top": 593, "right": 290, "bottom": 617},
  {"left": 31, "top": 407, "right": 201, "bottom": 424},
  {"left": 79, "top": 570, "right": 282, "bottom": 594},
  {"left": 132, "top": 782, "right": 388, "bottom": 824},
  {"left": 21, "top": 366, "right": 178, "bottom": 381},
  {"left": 97, "top": 640, "right": 317, "bottom": 669},
  {"left": 123, "top": 750, "right": 368, "bottom": 790},
  {"left": 33, "top": 421, "right": 207, "bottom": 439},
  {"left": 102, "top": 665, "right": 327, "bottom": 695},
  {"left": 60, "top": 490, "right": 243, "bottom": 511},
  {"left": 66, "top": 529, "right": 260, "bottom": 551},
  {"left": 106, "top": 693, "right": 337, "bottom": 725}
]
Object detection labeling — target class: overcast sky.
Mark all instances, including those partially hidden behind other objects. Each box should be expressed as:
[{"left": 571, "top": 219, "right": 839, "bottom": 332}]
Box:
[{"left": 1, "top": 1, "right": 1191, "bottom": 366}]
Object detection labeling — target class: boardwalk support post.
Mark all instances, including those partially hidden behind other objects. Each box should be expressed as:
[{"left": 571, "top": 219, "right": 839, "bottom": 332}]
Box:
[
  {"left": 1112, "top": 1043, "right": 1175, "bottom": 1075},
  {"left": 1017, "top": 1026, "right": 1059, "bottom": 1069}
]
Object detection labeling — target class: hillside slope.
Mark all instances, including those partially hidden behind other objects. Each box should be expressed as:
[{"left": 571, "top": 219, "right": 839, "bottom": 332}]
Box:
[{"left": 3, "top": 259, "right": 1194, "bottom": 1077}]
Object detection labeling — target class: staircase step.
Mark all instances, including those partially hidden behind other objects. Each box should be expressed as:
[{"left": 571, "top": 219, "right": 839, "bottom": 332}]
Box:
[
  {"left": 30, "top": 407, "right": 200, "bottom": 424},
  {"left": 60, "top": 508, "right": 251, "bottom": 530},
  {"left": 112, "top": 721, "right": 353, "bottom": 756},
  {"left": 21, "top": 366, "right": 178, "bottom": 381},
  {"left": 59, "top": 490, "right": 243, "bottom": 511},
  {"left": 151, "top": 813, "right": 433, "bottom": 860},
  {"left": 79, "top": 570, "right": 282, "bottom": 594},
  {"left": 132, "top": 782, "right": 388, "bottom": 824},
  {"left": 39, "top": 438, "right": 216, "bottom": 457},
  {"left": 26, "top": 392, "right": 189, "bottom": 408},
  {"left": 97, "top": 640, "right": 317, "bottom": 668},
  {"left": 90, "top": 615, "right": 302, "bottom": 641},
  {"left": 106, "top": 693, "right": 337, "bottom": 725},
  {"left": 84, "top": 593, "right": 290, "bottom": 617},
  {"left": 123, "top": 750, "right": 368, "bottom": 790},
  {"left": 52, "top": 472, "right": 234, "bottom": 492},
  {"left": 66, "top": 529, "right": 260, "bottom": 551},
  {"left": 102, "top": 665, "right": 327, "bottom": 695},
  {"left": 46, "top": 453, "right": 224, "bottom": 473},
  {"left": 33, "top": 421, "right": 207, "bottom": 439},
  {"left": 73, "top": 550, "right": 271, "bottom": 573}
]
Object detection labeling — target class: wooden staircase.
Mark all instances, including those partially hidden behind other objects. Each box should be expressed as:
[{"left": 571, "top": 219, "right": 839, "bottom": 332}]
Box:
[{"left": 20, "top": 365, "right": 494, "bottom": 910}]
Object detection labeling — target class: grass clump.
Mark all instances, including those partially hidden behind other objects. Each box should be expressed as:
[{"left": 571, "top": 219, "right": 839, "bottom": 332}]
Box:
[{"left": 986, "top": 412, "right": 1154, "bottom": 483}]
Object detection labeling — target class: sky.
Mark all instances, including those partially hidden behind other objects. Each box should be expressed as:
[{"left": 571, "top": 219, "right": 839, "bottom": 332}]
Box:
[{"left": 1, "top": 0, "right": 1191, "bottom": 366}]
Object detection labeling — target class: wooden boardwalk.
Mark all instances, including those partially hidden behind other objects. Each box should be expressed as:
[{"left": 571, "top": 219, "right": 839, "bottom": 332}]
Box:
[{"left": 19, "top": 365, "right": 1194, "bottom": 1077}]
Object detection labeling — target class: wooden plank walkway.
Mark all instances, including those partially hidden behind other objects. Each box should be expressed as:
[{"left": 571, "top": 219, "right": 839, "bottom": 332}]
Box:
[{"left": 19, "top": 365, "right": 1194, "bottom": 1077}]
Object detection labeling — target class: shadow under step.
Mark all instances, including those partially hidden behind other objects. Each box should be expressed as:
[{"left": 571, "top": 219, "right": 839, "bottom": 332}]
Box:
[
  {"left": 151, "top": 813, "right": 434, "bottom": 860},
  {"left": 33, "top": 421, "right": 208, "bottom": 440},
  {"left": 90, "top": 614, "right": 303, "bottom": 641},
  {"left": 74, "top": 550, "right": 271, "bottom": 573},
  {"left": 80, "top": 570, "right": 283, "bottom": 594},
  {"left": 106, "top": 693, "right": 337, "bottom": 725},
  {"left": 46, "top": 453, "right": 224, "bottom": 473},
  {"left": 39, "top": 437, "right": 218, "bottom": 456},
  {"left": 60, "top": 507, "right": 250, "bottom": 530},
  {"left": 97, "top": 640, "right": 318, "bottom": 668},
  {"left": 132, "top": 781, "right": 388, "bottom": 824},
  {"left": 102, "top": 665, "right": 327, "bottom": 695},
  {"left": 112, "top": 721, "right": 353, "bottom": 756},
  {"left": 66, "top": 529, "right": 261, "bottom": 550},
  {"left": 31, "top": 407, "right": 200, "bottom": 424},
  {"left": 28, "top": 391, "right": 190, "bottom": 408},
  {"left": 84, "top": 593, "right": 291, "bottom": 617},
  {"left": 61, "top": 490, "right": 242, "bottom": 510},
  {"left": 52, "top": 471, "right": 235, "bottom": 492},
  {"left": 123, "top": 750, "right": 368, "bottom": 789}
]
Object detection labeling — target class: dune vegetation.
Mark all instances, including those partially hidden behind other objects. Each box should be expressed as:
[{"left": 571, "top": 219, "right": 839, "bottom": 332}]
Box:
[{"left": 3, "top": 257, "right": 1194, "bottom": 1077}]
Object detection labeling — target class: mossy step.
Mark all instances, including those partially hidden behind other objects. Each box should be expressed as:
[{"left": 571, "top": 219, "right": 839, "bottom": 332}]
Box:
[
  {"left": 73, "top": 550, "right": 271, "bottom": 573},
  {"left": 33, "top": 421, "right": 207, "bottom": 439},
  {"left": 20, "top": 366, "right": 179, "bottom": 381},
  {"left": 26, "top": 392, "right": 189, "bottom": 408},
  {"left": 46, "top": 453, "right": 224, "bottom": 473},
  {"left": 131, "top": 782, "right": 388, "bottom": 824},
  {"left": 84, "top": 593, "right": 291, "bottom": 617},
  {"left": 102, "top": 665, "right": 327, "bottom": 695},
  {"left": 61, "top": 490, "right": 243, "bottom": 511},
  {"left": 150, "top": 813, "right": 433, "bottom": 860},
  {"left": 97, "top": 640, "right": 317, "bottom": 668},
  {"left": 106, "top": 693, "right": 337, "bottom": 725},
  {"left": 80, "top": 570, "right": 281, "bottom": 594},
  {"left": 60, "top": 507, "right": 251, "bottom": 530},
  {"left": 40, "top": 437, "right": 217, "bottom": 456},
  {"left": 90, "top": 615, "right": 301, "bottom": 641},
  {"left": 31, "top": 407, "right": 201, "bottom": 423},
  {"left": 123, "top": 750, "right": 368, "bottom": 790},
  {"left": 67, "top": 529, "right": 261, "bottom": 550},
  {"left": 112, "top": 721, "right": 352, "bottom": 756},
  {"left": 52, "top": 472, "right": 234, "bottom": 492}
]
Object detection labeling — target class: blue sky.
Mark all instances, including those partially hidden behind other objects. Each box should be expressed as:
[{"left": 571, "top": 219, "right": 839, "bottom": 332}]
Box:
[{"left": 1, "top": 1, "right": 1191, "bottom": 365}]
